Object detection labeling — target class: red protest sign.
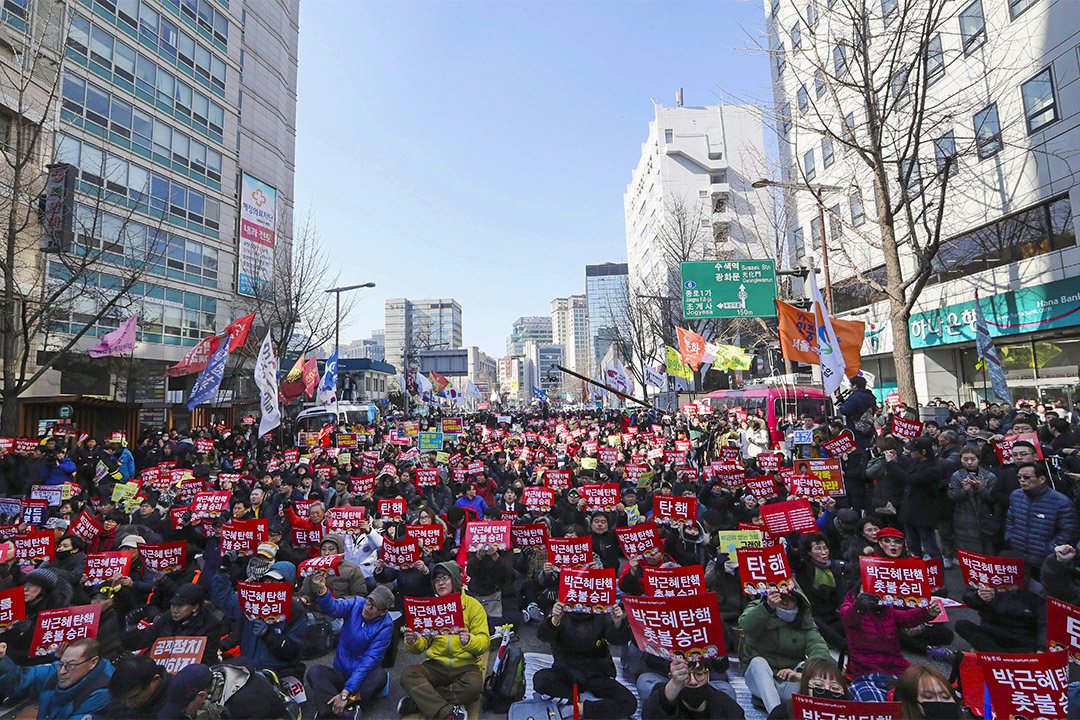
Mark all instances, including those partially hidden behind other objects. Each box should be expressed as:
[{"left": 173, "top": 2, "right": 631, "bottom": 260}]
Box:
[
  {"left": 547, "top": 536, "right": 593, "bottom": 568},
  {"left": 70, "top": 511, "right": 103, "bottom": 542},
  {"left": 623, "top": 593, "right": 725, "bottom": 660},
  {"left": 993, "top": 432, "right": 1045, "bottom": 463},
  {"left": 791, "top": 695, "right": 902, "bottom": 720},
  {"left": 406, "top": 524, "right": 444, "bottom": 551},
  {"left": 237, "top": 581, "right": 292, "bottom": 622},
  {"left": 615, "top": 522, "right": 661, "bottom": 560},
  {"left": 957, "top": 549, "right": 1023, "bottom": 589},
  {"left": 624, "top": 464, "right": 649, "bottom": 484},
  {"left": 979, "top": 651, "right": 1068, "bottom": 720},
  {"left": 598, "top": 447, "right": 618, "bottom": 465},
  {"left": 284, "top": 449, "right": 300, "bottom": 464},
  {"left": 149, "top": 636, "right": 208, "bottom": 673},
  {"left": 298, "top": 554, "right": 343, "bottom": 578},
  {"left": 738, "top": 545, "right": 794, "bottom": 595},
  {"left": 744, "top": 475, "right": 780, "bottom": 500},
  {"left": 543, "top": 469, "right": 571, "bottom": 491},
  {"left": 191, "top": 491, "right": 230, "bottom": 520},
  {"left": 381, "top": 537, "right": 421, "bottom": 569},
  {"left": 414, "top": 468, "right": 438, "bottom": 489},
  {"left": 653, "top": 496, "right": 697, "bottom": 528},
  {"left": 510, "top": 523, "right": 547, "bottom": 550},
  {"left": 522, "top": 486, "right": 554, "bottom": 513},
  {"left": 794, "top": 458, "right": 845, "bottom": 497},
  {"left": 84, "top": 551, "right": 133, "bottom": 585},
  {"left": 405, "top": 593, "right": 464, "bottom": 637},
  {"left": 140, "top": 541, "right": 187, "bottom": 573},
  {"left": 820, "top": 431, "right": 858, "bottom": 457},
  {"left": 759, "top": 498, "right": 819, "bottom": 535},
  {"left": 221, "top": 519, "right": 268, "bottom": 556},
  {"left": 860, "top": 556, "right": 931, "bottom": 607},
  {"left": 350, "top": 473, "right": 377, "bottom": 494},
  {"left": 0, "top": 586, "right": 25, "bottom": 631},
  {"left": 14, "top": 530, "right": 54, "bottom": 563},
  {"left": 291, "top": 524, "right": 325, "bottom": 548},
  {"left": 712, "top": 461, "right": 745, "bottom": 489},
  {"left": 788, "top": 472, "right": 828, "bottom": 502},
  {"left": 559, "top": 568, "right": 616, "bottom": 613},
  {"left": 377, "top": 498, "right": 406, "bottom": 522},
  {"left": 663, "top": 450, "right": 687, "bottom": 467},
  {"left": 580, "top": 483, "right": 619, "bottom": 512},
  {"left": 195, "top": 438, "right": 214, "bottom": 453},
  {"left": 31, "top": 604, "right": 100, "bottom": 657},
  {"left": 1048, "top": 597, "right": 1080, "bottom": 664},
  {"left": 642, "top": 565, "right": 706, "bottom": 598},
  {"left": 326, "top": 507, "right": 366, "bottom": 533},
  {"left": 757, "top": 453, "right": 783, "bottom": 473},
  {"left": 463, "top": 520, "right": 511, "bottom": 552},
  {"left": 890, "top": 416, "right": 924, "bottom": 439},
  {"left": 925, "top": 556, "right": 945, "bottom": 591}
]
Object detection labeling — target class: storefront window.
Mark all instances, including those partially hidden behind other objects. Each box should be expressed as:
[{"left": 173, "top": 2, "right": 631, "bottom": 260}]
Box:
[{"left": 959, "top": 338, "right": 1079, "bottom": 409}]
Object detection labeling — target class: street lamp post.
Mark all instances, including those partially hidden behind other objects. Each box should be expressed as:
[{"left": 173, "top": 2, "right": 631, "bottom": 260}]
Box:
[
  {"left": 324, "top": 282, "right": 376, "bottom": 360},
  {"left": 751, "top": 178, "right": 845, "bottom": 308}
]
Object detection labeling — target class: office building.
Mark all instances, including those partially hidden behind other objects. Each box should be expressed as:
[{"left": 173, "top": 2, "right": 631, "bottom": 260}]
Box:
[
  {"left": 384, "top": 297, "right": 463, "bottom": 375},
  {"left": 551, "top": 294, "right": 589, "bottom": 387},
  {"left": 523, "top": 340, "right": 563, "bottom": 400},
  {"left": 464, "top": 345, "right": 497, "bottom": 397},
  {"left": 585, "top": 262, "right": 630, "bottom": 374},
  {"left": 341, "top": 330, "right": 384, "bottom": 361},
  {"left": 506, "top": 316, "right": 552, "bottom": 356}
]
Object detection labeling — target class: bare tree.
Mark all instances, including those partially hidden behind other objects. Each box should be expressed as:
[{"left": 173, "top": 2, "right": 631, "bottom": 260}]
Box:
[{"left": 741, "top": 0, "right": 1067, "bottom": 402}]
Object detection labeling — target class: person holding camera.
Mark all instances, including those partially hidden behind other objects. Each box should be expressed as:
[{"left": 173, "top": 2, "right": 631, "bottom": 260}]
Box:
[{"left": 40, "top": 447, "right": 76, "bottom": 486}]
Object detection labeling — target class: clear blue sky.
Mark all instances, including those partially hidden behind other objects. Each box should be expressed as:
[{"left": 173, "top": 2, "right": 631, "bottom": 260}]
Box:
[{"left": 294, "top": 0, "right": 770, "bottom": 360}]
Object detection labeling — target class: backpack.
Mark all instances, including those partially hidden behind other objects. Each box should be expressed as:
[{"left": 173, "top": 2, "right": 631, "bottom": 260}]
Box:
[
  {"left": 482, "top": 630, "right": 526, "bottom": 712},
  {"left": 507, "top": 696, "right": 563, "bottom": 720}
]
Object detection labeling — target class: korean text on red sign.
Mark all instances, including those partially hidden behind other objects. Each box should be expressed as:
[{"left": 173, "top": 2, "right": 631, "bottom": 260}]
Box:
[
  {"left": 979, "top": 651, "right": 1068, "bottom": 720},
  {"left": 641, "top": 565, "right": 706, "bottom": 598},
  {"left": 1048, "top": 596, "right": 1080, "bottom": 664},
  {"left": 463, "top": 521, "right": 512, "bottom": 552},
  {"left": 140, "top": 541, "right": 187, "bottom": 573},
  {"left": 957, "top": 549, "right": 1023, "bottom": 589},
  {"left": 559, "top": 568, "right": 616, "bottom": 614},
  {"left": 378, "top": 498, "right": 406, "bottom": 521},
  {"left": 738, "top": 545, "right": 794, "bottom": 595},
  {"left": 237, "top": 581, "right": 292, "bottom": 622},
  {"left": 149, "top": 636, "right": 208, "bottom": 673},
  {"left": 84, "top": 551, "right": 133, "bottom": 585},
  {"left": 623, "top": 593, "right": 725, "bottom": 660},
  {"left": 859, "top": 556, "right": 931, "bottom": 607},
  {"left": 405, "top": 593, "right": 464, "bottom": 637},
  {"left": 653, "top": 496, "right": 697, "bottom": 528},
  {"left": 547, "top": 536, "right": 593, "bottom": 568},
  {"left": 510, "top": 523, "right": 547, "bottom": 550},
  {"left": 615, "top": 522, "right": 660, "bottom": 560},
  {"left": 791, "top": 695, "right": 902, "bottom": 720},
  {"left": 759, "top": 498, "right": 819, "bottom": 535},
  {"left": 580, "top": 483, "right": 619, "bottom": 512},
  {"left": 31, "top": 604, "right": 101, "bottom": 657},
  {"left": 382, "top": 538, "right": 421, "bottom": 569}
]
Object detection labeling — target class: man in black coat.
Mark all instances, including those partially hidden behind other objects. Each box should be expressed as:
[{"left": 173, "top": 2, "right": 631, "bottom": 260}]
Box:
[
  {"left": 838, "top": 376, "right": 876, "bottom": 436},
  {"left": 642, "top": 656, "right": 744, "bottom": 719},
  {"left": 121, "top": 583, "right": 224, "bottom": 664}
]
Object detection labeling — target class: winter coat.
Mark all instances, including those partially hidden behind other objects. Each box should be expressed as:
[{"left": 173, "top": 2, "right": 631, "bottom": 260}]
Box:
[
  {"left": 118, "top": 448, "right": 136, "bottom": 481},
  {"left": 794, "top": 558, "right": 846, "bottom": 619},
  {"left": 840, "top": 592, "right": 932, "bottom": 677},
  {"left": 1043, "top": 554, "right": 1080, "bottom": 606},
  {"left": 404, "top": 561, "right": 489, "bottom": 669},
  {"left": 1005, "top": 483, "right": 1079, "bottom": 567},
  {"left": 536, "top": 608, "right": 631, "bottom": 683},
  {"left": 898, "top": 458, "right": 942, "bottom": 526},
  {"left": 122, "top": 605, "right": 225, "bottom": 663},
  {"left": 738, "top": 587, "right": 831, "bottom": 672},
  {"left": 962, "top": 585, "right": 1046, "bottom": 651},
  {"left": 316, "top": 592, "right": 393, "bottom": 694},
  {"left": 947, "top": 467, "right": 1000, "bottom": 553},
  {"left": 0, "top": 654, "right": 113, "bottom": 720},
  {"left": 298, "top": 533, "right": 368, "bottom": 605},
  {"left": 869, "top": 456, "right": 907, "bottom": 513},
  {"left": 40, "top": 457, "right": 77, "bottom": 486},
  {"left": 839, "top": 389, "right": 877, "bottom": 429},
  {"left": 642, "top": 682, "right": 745, "bottom": 720}
]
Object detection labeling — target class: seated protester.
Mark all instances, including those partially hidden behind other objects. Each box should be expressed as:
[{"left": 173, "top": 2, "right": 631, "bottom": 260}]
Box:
[
  {"left": 766, "top": 657, "right": 847, "bottom": 720},
  {"left": 516, "top": 528, "right": 558, "bottom": 624},
  {"left": 1043, "top": 543, "right": 1080, "bottom": 604},
  {"left": 210, "top": 557, "right": 308, "bottom": 678},
  {"left": 642, "top": 655, "right": 743, "bottom": 720},
  {"left": 0, "top": 638, "right": 112, "bottom": 720},
  {"left": 627, "top": 642, "right": 735, "bottom": 708},
  {"left": 947, "top": 448, "right": 1001, "bottom": 555},
  {"left": 131, "top": 497, "right": 167, "bottom": 538},
  {"left": 0, "top": 568, "right": 73, "bottom": 666},
  {"left": 302, "top": 580, "right": 394, "bottom": 719},
  {"left": 794, "top": 533, "right": 847, "bottom": 650},
  {"left": 454, "top": 483, "right": 488, "bottom": 517},
  {"left": 122, "top": 583, "right": 223, "bottom": 664},
  {"left": 840, "top": 592, "right": 944, "bottom": 700},
  {"left": 40, "top": 534, "right": 87, "bottom": 588},
  {"left": 465, "top": 543, "right": 514, "bottom": 629},
  {"left": 399, "top": 562, "right": 489, "bottom": 720},
  {"left": 157, "top": 660, "right": 287, "bottom": 720},
  {"left": 88, "top": 581, "right": 134, "bottom": 663},
  {"left": 106, "top": 654, "right": 173, "bottom": 719},
  {"left": 662, "top": 520, "right": 707, "bottom": 568},
  {"left": 373, "top": 552, "right": 435, "bottom": 611},
  {"left": 738, "top": 587, "right": 831, "bottom": 714},
  {"left": 844, "top": 516, "right": 882, "bottom": 572},
  {"left": 89, "top": 511, "right": 125, "bottom": 553},
  {"left": 116, "top": 535, "right": 161, "bottom": 604},
  {"left": 299, "top": 534, "right": 369, "bottom": 619},
  {"left": 618, "top": 545, "right": 676, "bottom": 596},
  {"left": 894, "top": 664, "right": 965, "bottom": 720},
  {"left": 495, "top": 486, "right": 526, "bottom": 521},
  {"left": 534, "top": 600, "right": 636, "bottom": 720},
  {"left": 588, "top": 513, "right": 622, "bottom": 570},
  {"left": 955, "top": 563, "right": 1046, "bottom": 653}
]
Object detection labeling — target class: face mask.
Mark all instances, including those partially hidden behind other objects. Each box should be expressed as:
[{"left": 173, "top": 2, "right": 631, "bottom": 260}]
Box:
[
  {"left": 810, "top": 688, "right": 845, "bottom": 701},
  {"left": 775, "top": 606, "right": 799, "bottom": 623},
  {"left": 54, "top": 549, "right": 72, "bottom": 560},
  {"left": 920, "top": 702, "right": 960, "bottom": 720},
  {"left": 680, "top": 685, "right": 708, "bottom": 707}
]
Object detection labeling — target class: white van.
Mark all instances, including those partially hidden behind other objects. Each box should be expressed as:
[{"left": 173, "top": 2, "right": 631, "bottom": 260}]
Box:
[{"left": 294, "top": 404, "right": 379, "bottom": 440}]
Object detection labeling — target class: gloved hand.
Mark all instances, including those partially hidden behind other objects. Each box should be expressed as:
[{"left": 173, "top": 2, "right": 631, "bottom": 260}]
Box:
[
  {"left": 218, "top": 550, "right": 239, "bottom": 571},
  {"left": 124, "top": 607, "right": 146, "bottom": 629},
  {"left": 251, "top": 619, "right": 269, "bottom": 637},
  {"left": 181, "top": 509, "right": 193, "bottom": 525},
  {"left": 855, "top": 592, "right": 880, "bottom": 614}
]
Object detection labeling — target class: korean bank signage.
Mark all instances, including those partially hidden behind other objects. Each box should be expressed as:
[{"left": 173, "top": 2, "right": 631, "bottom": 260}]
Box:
[{"left": 910, "top": 276, "right": 1080, "bottom": 349}]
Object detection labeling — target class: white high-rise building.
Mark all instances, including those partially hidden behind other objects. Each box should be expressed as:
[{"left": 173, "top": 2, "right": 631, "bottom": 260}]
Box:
[
  {"left": 551, "top": 294, "right": 589, "bottom": 383},
  {"left": 384, "top": 298, "right": 462, "bottom": 375},
  {"left": 624, "top": 99, "right": 770, "bottom": 296},
  {"left": 766, "top": 0, "right": 1080, "bottom": 403}
]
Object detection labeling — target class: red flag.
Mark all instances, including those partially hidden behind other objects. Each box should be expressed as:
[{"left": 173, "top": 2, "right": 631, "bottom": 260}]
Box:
[
  {"left": 224, "top": 312, "right": 256, "bottom": 352},
  {"left": 676, "top": 327, "right": 707, "bottom": 370},
  {"left": 165, "top": 335, "right": 222, "bottom": 377},
  {"left": 303, "top": 356, "right": 319, "bottom": 398},
  {"left": 279, "top": 355, "right": 306, "bottom": 405}
]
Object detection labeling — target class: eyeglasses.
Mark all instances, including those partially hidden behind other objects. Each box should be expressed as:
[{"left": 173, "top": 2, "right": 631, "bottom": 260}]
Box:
[
  {"left": 57, "top": 657, "right": 94, "bottom": 671},
  {"left": 808, "top": 680, "right": 844, "bottom": 693},
  {"left": 879, "top": 537, "right": 904, "bottom": 545},
  {"left": 688, "top": 668, "right": 710, "bottom": 681}
]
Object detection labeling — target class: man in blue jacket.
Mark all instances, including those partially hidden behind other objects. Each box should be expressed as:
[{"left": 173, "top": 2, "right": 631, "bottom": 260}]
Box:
[
  {"left": 1006, "top": 462, "right": 1079, "bottom": 576},
  {"left": 302, "top": 575, "right": 393, "bottom": 718},
  {"left": 0, "top": 637, "right": 113, "bottom": 719},
  {"left": 40, "top": 448, "right": 77, "bottom": 486}
]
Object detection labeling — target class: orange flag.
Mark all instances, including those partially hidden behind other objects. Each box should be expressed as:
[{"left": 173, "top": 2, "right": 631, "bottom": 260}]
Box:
[
  {"left": 676, "top": 327, "right": 707, "bottom": 370},
  {"left": 776, "top": 300, "right": 865, "bottom": 375},
  {"left": 303, "top": 355, "right": 320, "bottom": 398},
  {"left": 279, "top": 354, "right": 306, "bottom": 405}
]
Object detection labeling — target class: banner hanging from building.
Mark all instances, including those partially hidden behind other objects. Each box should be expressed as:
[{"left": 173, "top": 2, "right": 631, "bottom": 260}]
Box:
[{"left": 237, "top": 171, "right": 278, "bottom": 297}]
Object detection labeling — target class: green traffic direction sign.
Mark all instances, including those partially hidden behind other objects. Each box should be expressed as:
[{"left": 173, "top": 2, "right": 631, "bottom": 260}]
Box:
[{"left": 681, "top": 260, "right": 778, "bottom": 319}]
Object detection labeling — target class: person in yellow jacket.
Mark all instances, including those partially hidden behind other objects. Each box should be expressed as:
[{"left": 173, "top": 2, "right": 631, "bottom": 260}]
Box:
[{"left": 398, "top": 561, "right": 489, "bottom": 720}]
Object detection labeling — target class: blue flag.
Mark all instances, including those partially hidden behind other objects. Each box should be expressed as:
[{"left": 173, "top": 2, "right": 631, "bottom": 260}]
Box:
[
  {"left": 187, "top": 339, "right": 229, "bottom": 411},
  {"left": 317, "top": 351, "right": 338, "bottom": 405},
  {"left": 532, "top": 386, "right": 549, "bottom": 402},
  {"left": 974, "top": 290, "right": 1012, "bottom": 405}
]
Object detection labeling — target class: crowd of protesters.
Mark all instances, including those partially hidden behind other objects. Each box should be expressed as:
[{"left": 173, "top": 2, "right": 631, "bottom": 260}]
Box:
[{"left": 0, "top": 381, "right": 1076, "bottom": 719}]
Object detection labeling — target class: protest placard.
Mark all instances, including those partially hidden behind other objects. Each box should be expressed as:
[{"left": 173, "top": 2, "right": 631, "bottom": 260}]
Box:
[
  {"left": 510, "top": 523, "right": 547, "bottom": 550},
  {"left": 326, "top": 506, "right": 366, "bottom": 533},
  {"left": 738, "top": 545, "right": 794, "bottom": 595},
  {"left": 759, "top": 498, "right": 819, "bottom": 535},
  {"left": 860, "top": 556, "right": 931, "bottom": 607},
  {"left": 580, "top": 483, "right": 619, "bottom": 512},
  {"left": 221, "top": 519, "right": 268, "bottom": 556},
  {"left": 890, "top": 416, "right": 924, "bottom": 440},
  {"left": 523, "top": 486, "right": 554, "bottom": 513},
  {"left": 382, "top": 538, "right": 421, "bottom": 569},
  {"left": 979, "top": 651, "right": 1068, "bottom": 720},
  {"left": 653, "top": 495, "right": 697, "bottom": 528},
  {"left": 1048, "top": 596, "right": 1080, "bottom": 664},
  {"left": 149, "top": 636, "right": 208, "bottom": 673},
  {"left": 70, "top": 511, "right": 102, "bottom": 542},
  {"left": 31, "top": 605, "right": 100, "bottom": 657},
  {"left": 819, "top": 431, "right": 858, "bottom": 457},
  {"left": 957, "top": 549, "right": 1023, "bottom": 589},
  {"left": 622, "top": 593, "right": 725, "bottom": 660},
  {"left": 377, "top": 498, "right": 406, "bottom": 522},
  {"left": 297, "top": 554, "right": 342, "bottom": 578},
  {"left": 406, "top": 524, "right": 444, "bottom": 551},
  {"left": 463, "top": 521, "right": 511, "bottom": 552},
  {"left": 84, "top": 551, "right": 133, "bottom": 585},
  {"left": 547, "top": 536, "right": 593, "bottom": 568},
  {"left": 139, "top": 542, "right": 187, "bottom": 573},
  {"left": 237, "top": 581, "right": 292, "bottom": 622},
  {"left": 641, "top": 565, "right": 706, "bottom": 597},
  {"left": 793, "top": 458, "right": 845, "bottom": 496},
  {"left": 615, "top": 522, "right": 661, "bottom": 560},
  {"left": 791, "top": 695, "right": 902, "bottom": 720},
  {"left": 14, "top": 530, "right": 54, "bottom": 563},
  {"left": 559, "top": 568, "right": 616, "bottom": 614},
  {"left": 405, "top": 594, "right": 464, "bottom": 637},
  {"left": 0, "top": 586, "right": 24, "bottom": 631}
]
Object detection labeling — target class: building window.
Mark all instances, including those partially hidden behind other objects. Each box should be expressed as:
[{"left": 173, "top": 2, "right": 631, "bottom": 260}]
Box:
[
  {"left": 934, "top": 131, "right": 957, "bottom": 174},
  {"left": 809, "top": 216, "right": 821, "bottom": 246},
  {"left": 806, "top": 2, "right": 817, "bottom": 27},
  {"left": 973, "top": 103, "right": 1002, "bottom": 159},
  {"left": 1009, "top": 0, "right": 1039, "bottom": 19},
  {"left": 833, "top": 265, "right": 888, "bottom": 312},
  {"left": 664, "top": 129, "right": 673, "bottom": 143},
  {"left": 798, "top": 85, "right": 809, "bottom": 113},
  {"left": 926, "top": 35, "right": 944, "bottom": 84},
  {"left": 781, "top": 103, "right": 792, "bottom": 135},
  {"left": 822, "top": 136, "right": 834, "bottom": 168},
  {"left": 843, "top": 112, "right": 855, "bottom": 150},
  {"left": 792, "top": 21, "right": 802, "bottom": 50},
  {"left": 960, "top": 0, "right": 986, "bottom": 52},
  {"left": 901, "top": 157, "right": 922, "bottom": 195},
  {"left": 833, "top": 45, "right": 846, "bottom": 75},
  {"left": 882, "top": 0, "right": 898, "bottom": 25},
  {"left": 890, "top": 69, "right": 909, "bottom": 102},
  {"left": 828, "top": 204, "right": 842, "bottom": 239},
  {"left": 814, "top": 69, "right": 825, "bottom": 98},
  {"left": 775, "top": 43, "right": 786, "bottom": 76},
  {"left": 850, "top": 189, "right": 866, "bottom": 226},
  {"left": 710, "top": 170, "right": 727, "bottom": 184},
  {"left": 1022, "top": 67, "right": 1058, "bottom": 133},
  {"left": 791, "top": 227, "right": 805, "bottom": 259},
  {"left": 804, "top": 149, "right": 816, "bottom": 181}
]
